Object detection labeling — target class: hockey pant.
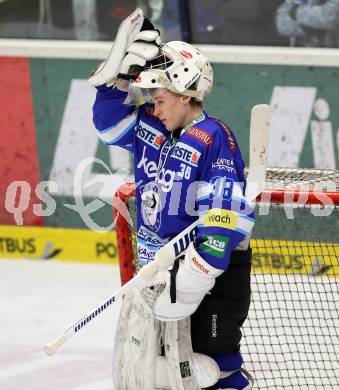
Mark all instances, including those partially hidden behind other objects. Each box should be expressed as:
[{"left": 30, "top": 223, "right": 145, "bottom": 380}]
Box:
[{"left": 191, "top": 248, "right": 252, "bottom": 364}]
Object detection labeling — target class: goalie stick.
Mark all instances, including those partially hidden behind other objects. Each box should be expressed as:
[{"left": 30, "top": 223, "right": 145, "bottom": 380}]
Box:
[{"left": 43, "top": 104, "right": 271, "bottom": 356}]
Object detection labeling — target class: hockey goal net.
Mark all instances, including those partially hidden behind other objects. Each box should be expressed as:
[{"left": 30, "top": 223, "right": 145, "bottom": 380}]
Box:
[{"left": 113, "top": 168, "right": 338, "bottom": 390}]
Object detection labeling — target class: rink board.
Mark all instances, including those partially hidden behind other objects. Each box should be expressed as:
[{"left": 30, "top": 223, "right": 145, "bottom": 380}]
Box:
[
  {"left": 0, "top": 225, "right": 337, "bottom": 277},
  {"left": 0, "top": 225, "right": 118, "bottom": 264},
  {"left": 251, "top": 238, "right": 338, "bottom": 277}
]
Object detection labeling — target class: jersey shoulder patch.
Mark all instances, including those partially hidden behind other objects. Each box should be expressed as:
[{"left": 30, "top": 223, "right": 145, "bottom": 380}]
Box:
[{"left": 185, "top": 126, "right": 213, "bottom": 147}]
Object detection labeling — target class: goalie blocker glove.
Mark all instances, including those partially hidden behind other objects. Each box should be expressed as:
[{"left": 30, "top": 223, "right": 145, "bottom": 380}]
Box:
[
  {"left": 154, "top": 242, "right": 223, "bottom": 321},
  {"left": 88, "top": 8, "right": 161, "bottom": 87}
]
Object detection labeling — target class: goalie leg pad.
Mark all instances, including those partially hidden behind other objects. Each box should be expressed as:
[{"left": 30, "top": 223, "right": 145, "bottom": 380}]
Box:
[
  {"left": 113, "top": 282, "right": 220, "bottom": 389},
  {"left": 113, "top": 286, "right": 160, "bottom": 389},
  {"left": 155, "top": 318, "right": 219, "bottom": 389}
]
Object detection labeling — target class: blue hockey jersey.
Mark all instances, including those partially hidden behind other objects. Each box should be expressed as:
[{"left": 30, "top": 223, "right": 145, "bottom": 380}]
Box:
[{"left": 93, "top": 85, "right": 254, "bottom": 270}]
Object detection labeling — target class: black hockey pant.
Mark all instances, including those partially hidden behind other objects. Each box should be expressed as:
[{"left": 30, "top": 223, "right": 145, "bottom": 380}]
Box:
[{"left": 191, "top": 248, "right": 252, "bottom": 355}]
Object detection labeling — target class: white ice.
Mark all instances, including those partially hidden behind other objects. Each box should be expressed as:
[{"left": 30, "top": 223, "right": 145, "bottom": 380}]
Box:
[
  {"left": 0, "top": 259, "right": 121, "bottom": 390},
  {"left": 1, "top": 259, "right": 337, "bottom": 390}
]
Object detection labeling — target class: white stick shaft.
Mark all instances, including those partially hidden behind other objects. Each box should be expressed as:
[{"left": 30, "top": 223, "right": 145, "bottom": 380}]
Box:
[{"left": 43, "top": 274, "right": 141, "bottom": 355}]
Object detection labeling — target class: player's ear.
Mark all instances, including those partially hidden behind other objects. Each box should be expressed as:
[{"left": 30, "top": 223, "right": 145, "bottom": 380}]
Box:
[{"left": 181, "top": 95, "right": 191, "bottom": 105}]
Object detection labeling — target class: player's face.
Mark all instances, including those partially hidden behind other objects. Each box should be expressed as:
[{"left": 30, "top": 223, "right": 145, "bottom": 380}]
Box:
[{"left": 152, "top": 89, "right": 192, "bottom": 131}]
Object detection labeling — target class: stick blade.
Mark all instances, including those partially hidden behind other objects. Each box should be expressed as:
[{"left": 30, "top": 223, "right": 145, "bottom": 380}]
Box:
[
  {"left": 246, "top": 104, "right": 271, "bottom": 202},
  {"left": 249, "top": 104, "right": 271, "bottom": 168}
]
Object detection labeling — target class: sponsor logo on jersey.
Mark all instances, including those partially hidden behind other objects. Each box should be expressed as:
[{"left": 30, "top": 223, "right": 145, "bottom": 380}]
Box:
[
  {"left": 137, "top": 245, "right": 157, "bottom": 264},
  {"left": 204, "top": 209, "right": 238, "bottom": 230},
  {"left": 136, "top": 120, "right": 165, "bottom": 150},
  {"left": 137, "top": 225, "right": 168, "bottom": 265},
  {"left": 137, "top": 146, "right": 176, "bottom": 192},
  {"left": 138, "top": 226, "right": 166, "bottom": 247},
  {"left": 200, "top": 234, "right": 228, "bottom": 258},
  {"left": 171, "top": 142, "right": 201, "bottom": 167},
  {"left": 212, "top": 158, "right": 236, "bottom": 173},
  {"left": 186, "top": 126, "right": 212, "bottom": 146},
  {"left": 144, "top": 105, "right": 157, "bottom": 117}
]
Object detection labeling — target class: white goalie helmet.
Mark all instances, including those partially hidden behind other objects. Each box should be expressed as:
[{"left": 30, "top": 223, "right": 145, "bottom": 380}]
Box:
[{"left": 130, "top": 41, "right": 213, "bottom": 102}]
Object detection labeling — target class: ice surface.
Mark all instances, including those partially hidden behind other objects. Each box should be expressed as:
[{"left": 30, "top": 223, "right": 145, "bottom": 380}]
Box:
[
  {"left": 1, "top": 260, "right": 337, "bottom": 389},
  {"left": 0, "top": 259, "right": 121, "bottom": 390}
]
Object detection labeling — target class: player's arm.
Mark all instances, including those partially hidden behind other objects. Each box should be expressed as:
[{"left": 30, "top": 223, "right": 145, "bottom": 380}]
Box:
[
  {"left": 92, "top": 86, "right": 138, "bottom": 151},
  {"left": 194, "top": 126, "right": 254, "bottom": 271}
]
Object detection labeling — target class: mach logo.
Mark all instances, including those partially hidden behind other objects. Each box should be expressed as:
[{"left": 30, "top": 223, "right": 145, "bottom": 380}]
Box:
[{"left": 204, "top": 209, "right": 238, "bottom": 230}]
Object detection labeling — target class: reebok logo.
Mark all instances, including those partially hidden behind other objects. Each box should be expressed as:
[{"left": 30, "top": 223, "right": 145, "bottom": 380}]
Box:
[
  {"left": 211, "top": 314, "right": 218, "bottom": 338},
  {"left": 192, "top": 256, "right": 209, "bottom": 274}
]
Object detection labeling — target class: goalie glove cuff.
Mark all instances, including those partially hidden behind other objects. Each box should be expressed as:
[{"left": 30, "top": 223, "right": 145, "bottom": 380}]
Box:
[
  {"left": 154, "top": 243, "right": 223, "bottom": 321},
  {"left": 185, "top": 242, "right": 224, "bottom": 279}
]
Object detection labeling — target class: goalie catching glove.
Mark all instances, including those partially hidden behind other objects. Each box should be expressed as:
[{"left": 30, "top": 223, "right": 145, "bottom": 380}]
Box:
[
  {"left": 88, "top": 8, "right": 161, "bottom": 87},
  {"left": 154, "top": 242, "right": 223, "bottom": 321}
]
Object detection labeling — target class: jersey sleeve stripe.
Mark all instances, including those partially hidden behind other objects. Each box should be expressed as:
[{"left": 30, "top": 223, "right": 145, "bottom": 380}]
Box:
[{"left": 98, "top": 115, "right": 137, "bottom": 145}]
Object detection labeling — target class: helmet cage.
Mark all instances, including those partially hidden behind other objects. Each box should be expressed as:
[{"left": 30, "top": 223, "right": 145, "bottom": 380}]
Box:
[{"left": 130, "top": 41, "right": 213, "bottom": 101}]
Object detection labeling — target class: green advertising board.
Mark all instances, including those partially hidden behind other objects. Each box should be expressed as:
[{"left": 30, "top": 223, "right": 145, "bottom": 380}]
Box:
[{"left": 1, "top": 51, "right": 338, "bottom": 229}]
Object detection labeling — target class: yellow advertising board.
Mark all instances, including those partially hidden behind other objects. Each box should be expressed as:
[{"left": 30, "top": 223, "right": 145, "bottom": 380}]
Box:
[
  {"left": 251, "top": 238, "right": 338, "bottom": 277},
  {"left": 0, "top": 225, "right": 118, "bottom": 264},
  {"left": 0, "top": 226, "right": 337, "bottom": 277}
]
